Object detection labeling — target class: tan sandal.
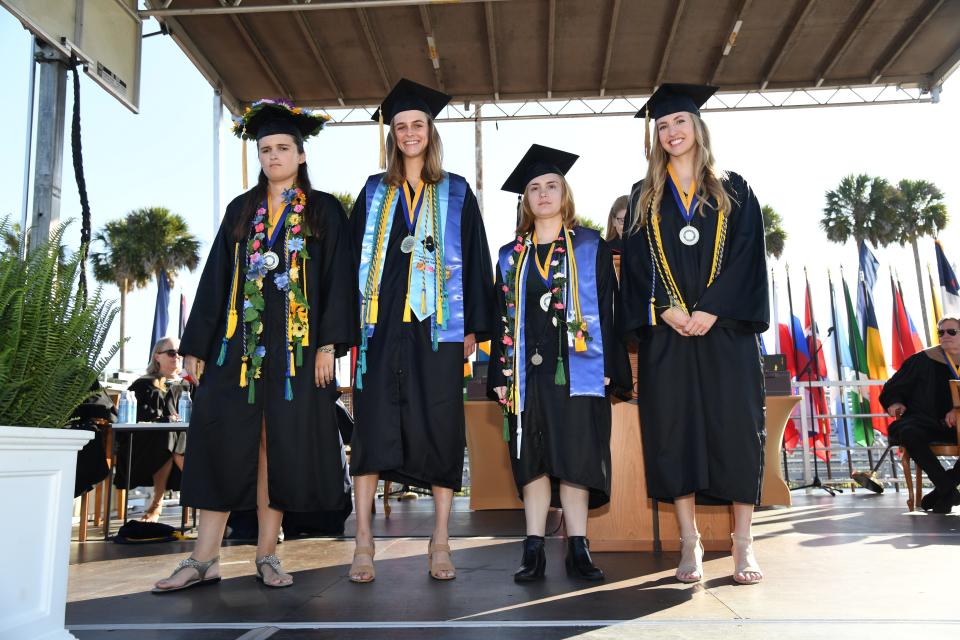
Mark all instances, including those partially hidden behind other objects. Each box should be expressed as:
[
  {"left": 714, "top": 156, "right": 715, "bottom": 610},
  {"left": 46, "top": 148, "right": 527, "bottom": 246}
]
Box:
[
  {"left": 731, "top": 534, "right": 763, "bottom": 585},
  {"left": 152, "top": 556, "right": 221, "bottom": 594},
  {"left": 349, "top": 544, "right": 376, "bottom": 583},
  {"left": 256, "top": 554, "right": 293, "bottom": 588},
  {"left": 676, "top": 534, "right": 703, "bottom": 583},
  {"left": 428, "top": 537, "right": 456, "bottom": 581}
]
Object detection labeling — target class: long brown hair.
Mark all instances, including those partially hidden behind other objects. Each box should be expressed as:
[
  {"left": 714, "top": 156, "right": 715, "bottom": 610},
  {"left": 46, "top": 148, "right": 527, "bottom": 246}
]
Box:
[
  {"left": 605, "top": 194, "right": 628, "bottom": 241},
  {"left": 515, "top": 174, "right": 577, "bottom": 236},
  {"left": 233, "top": 136, "right": 319, "bottom": 241},
  {"left": 384, "top": 115, "right": 444, "bottom": 187},
  {"left": 630, "top": 112, "right": 732, "bottom": 232}
]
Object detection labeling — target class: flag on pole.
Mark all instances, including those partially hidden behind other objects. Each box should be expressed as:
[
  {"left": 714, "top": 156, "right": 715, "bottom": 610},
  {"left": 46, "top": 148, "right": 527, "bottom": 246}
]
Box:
[
  {"left": 802, "top": 275, "right": 830, "bottom": 461},
  {"left": 891, "top": 274, "right": 924, "bottom": 369},
  {"left": 150, "top": 270, "right": 171, "bottom": 358},
  {"left": 857, "top": 241, "right": 888, "bottom": 380},
  {"left": 178, "top": 292, "right": 187, "bottom": 339},
  {"left": 842, "top": 275, "right": 874, "bottom": 446},
  {"left": 929, "top": 263, "right": 943, "bottom": 345},
  {"left": 935, "top": 239, "right": 960, "bottom": 315}
]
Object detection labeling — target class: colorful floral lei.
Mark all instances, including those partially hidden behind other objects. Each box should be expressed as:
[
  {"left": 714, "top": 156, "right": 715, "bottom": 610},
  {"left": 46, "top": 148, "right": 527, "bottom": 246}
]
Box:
[{"left": 232, "top": 98, "right": 331, "bottom": 140}]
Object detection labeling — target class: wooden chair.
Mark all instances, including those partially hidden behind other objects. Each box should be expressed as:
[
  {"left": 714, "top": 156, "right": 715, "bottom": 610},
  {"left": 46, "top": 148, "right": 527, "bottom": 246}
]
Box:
[{"left": 899, "top": 380, "right": 960, "bottom": 511}]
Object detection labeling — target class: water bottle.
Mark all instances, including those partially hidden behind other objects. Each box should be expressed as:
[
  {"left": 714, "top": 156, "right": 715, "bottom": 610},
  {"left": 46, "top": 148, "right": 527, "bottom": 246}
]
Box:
[
  {"left": 126, "top": 391, "right": 138, "bottom": 423},
  {"left": 118, "top": 391, "right": 133, "bottom": 423},
  {"left": 177, "top": 388, "right": 192, "bottom": 424},
  {"left": 116, "top": 392, "right": 127, "bottom": 424}
]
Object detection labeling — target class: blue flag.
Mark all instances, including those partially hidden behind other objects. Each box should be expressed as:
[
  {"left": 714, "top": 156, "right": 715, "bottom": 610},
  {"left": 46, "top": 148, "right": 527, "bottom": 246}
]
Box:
[{"left": 150, "top": 270, "right": 170, "bottom": 358}]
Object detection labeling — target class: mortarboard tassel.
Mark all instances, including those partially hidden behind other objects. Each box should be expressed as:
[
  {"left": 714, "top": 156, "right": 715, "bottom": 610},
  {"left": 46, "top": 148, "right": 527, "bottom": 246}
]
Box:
[
  {"left": 378, "top": 110, "right": 386, "bottom": 170},
  {"left": 241, "top": 137, "right": 248, "bottom": 190},
  {"left": 644, "top": 110, "right": 651, "bottom": 160}
]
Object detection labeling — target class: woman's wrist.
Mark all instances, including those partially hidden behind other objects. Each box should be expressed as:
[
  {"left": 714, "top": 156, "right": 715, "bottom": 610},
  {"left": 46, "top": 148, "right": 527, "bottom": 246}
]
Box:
[{"left": 318, "top": 344, "right": 335, "bottom": 354}]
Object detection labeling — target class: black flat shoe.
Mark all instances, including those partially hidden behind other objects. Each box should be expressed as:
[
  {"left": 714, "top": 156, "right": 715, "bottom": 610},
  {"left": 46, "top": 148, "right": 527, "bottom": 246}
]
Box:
[
  {"left": 513, "top": 535, "right": 546, "bottom": 583},
  {"left": 931, "top": 489, "right": 960, "bottom": 514},
  {"left": 565, "top": 536, "right": 604, "bottom": 581}
]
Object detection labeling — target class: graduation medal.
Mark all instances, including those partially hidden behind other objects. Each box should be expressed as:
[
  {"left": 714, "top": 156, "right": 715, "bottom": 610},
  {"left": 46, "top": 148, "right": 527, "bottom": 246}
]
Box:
[
  {"left": 539, "top": 292, "right": 552, "bottom": 312},
  {"left": 679, "top": 225, "right": 700, "bottom": 246},
  {"left": 400, "top": 235, "right": 417, "bottom": 254},
  {"left": 400, "top": 181, "right": 426, "bottom": 255},
  {"left": 263, "top": 250, "right": 280, "bottom": 270},
  {"left": 531, "top": 350, "right": 543, "bottom": 366}
]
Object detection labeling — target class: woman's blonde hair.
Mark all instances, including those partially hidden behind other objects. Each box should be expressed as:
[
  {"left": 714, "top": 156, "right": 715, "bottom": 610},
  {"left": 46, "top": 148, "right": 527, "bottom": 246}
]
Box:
[
  {"left": 384, "top": 114, "right": 444, "bottom": 186},
  {"left": 145, "top": 337, "right": 177, "bottom": 390},
  {"left": 606, "top": 194, "right": 629, "bottom": 241},
  {"left": 515, "top": 174, "right": 577, "bottom": 236},
  {"left": 630, "top": 112, "right": 732, "bottom": 232}
]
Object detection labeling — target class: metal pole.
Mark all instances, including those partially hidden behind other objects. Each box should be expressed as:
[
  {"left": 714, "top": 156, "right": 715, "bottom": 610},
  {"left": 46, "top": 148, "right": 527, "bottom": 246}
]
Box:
[
  {"left": 474, "top": 106, "right": 484, "bottom": 217},
  {"left": 29, "top": 42, "right": 68, "bottom": 254},
  {"left": 20, "top": 36, "right": 37, "bottom": 253},
  {"left": 827, "top": 270, "right": 855, "bottom": 480},
  {"left": 784, "top": 265, "right": 813, "bottom": 486},
  {"left": 213, "top": 90, "right": 223, "bottom": 234}
]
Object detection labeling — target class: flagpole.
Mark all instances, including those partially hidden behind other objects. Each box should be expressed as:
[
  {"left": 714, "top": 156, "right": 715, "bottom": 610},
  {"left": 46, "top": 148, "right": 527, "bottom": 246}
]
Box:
[
  {"left": 786, "top": 264, "right": 816, "bottom": 490},
  {"left": 827, "top": 269, "right": 855, "bottom": 481},
  {"left": 890, "top": 268, "right": 905, "bottom": 367},
  {"left": 804, "top": 266, "right": 833, "bottom": 480}
]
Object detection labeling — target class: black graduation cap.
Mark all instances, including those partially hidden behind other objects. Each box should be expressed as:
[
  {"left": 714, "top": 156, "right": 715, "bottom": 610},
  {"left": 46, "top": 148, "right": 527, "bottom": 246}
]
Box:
[
  {"left": 232, "top": 100, "right": 329, "bottom": 142},
  {"left": 372, "top": 78, "right": 451, "bottom": 123},
  {"left": 634, "top": 83, "right": 717, "bottom": 120},
  {"left": 501, "top": 144, "right": 579, "bottom": 195}
]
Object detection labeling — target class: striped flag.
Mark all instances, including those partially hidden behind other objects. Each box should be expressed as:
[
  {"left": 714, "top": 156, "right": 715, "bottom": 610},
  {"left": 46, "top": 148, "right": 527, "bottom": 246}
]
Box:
[
  {"left": 935, "top": 239, "right": 960, "bottom": 315},
  {"left": 891, "top": 274, "right": 924, "bottom": 369},
  {"left": 842, "top": 275, "right": 874, "bottom": 447},
  {"left": 857, "top": 241, "right": 888, "bottom": 380}
]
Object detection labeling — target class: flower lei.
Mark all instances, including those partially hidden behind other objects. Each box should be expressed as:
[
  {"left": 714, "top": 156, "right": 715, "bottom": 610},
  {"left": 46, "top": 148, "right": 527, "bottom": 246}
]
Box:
[
  {"left": 497, "top": 227, "right": 592, "bottom": 440},
  {"left": 238, "top": 186, "right": 310, "bottom": 403},
  {"left": 231, "top": 98, "right": 331, "bottom": 140}
]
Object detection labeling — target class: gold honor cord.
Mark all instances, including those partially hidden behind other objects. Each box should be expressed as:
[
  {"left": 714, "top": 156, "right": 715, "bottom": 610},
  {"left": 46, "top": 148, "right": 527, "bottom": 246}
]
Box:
[
  {"left": 363, "top": 186, "right": 398, "bottom": 325},
  {"left": 403, "top": 184, "right": 433, "bottom": 322}
]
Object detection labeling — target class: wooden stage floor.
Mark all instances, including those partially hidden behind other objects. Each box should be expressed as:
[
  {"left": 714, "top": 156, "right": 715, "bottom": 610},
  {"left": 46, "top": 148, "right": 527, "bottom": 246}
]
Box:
[{"left": 66, "top": 490, "right": 959, "bottom": 639}]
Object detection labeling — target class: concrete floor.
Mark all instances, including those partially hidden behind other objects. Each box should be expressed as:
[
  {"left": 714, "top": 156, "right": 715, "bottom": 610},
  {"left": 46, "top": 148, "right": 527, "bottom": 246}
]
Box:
[{"left": 67, "top": 490, "right": 960, "bottom": 640}]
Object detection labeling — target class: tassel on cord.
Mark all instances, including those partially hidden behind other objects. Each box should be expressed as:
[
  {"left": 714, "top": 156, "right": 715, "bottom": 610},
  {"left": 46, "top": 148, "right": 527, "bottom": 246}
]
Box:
[
  {"left": 575, "top": 335, "right": 587, "bottom": 352},
  {"left": 378, "top": 110, "right": 386, "bottom": 170},
  {"left": 226, "top": 309, "right": 238, "bottom": 339},
  {"left": 369, "top": 296, "right": 379, "bottom": 324},
  {"left": 247, "top": 379, "right": 256, "bottom": 404},
  {"left": 649, "top": 297, "right": 657, "bottom": 326},
  {"left": 420, "top": 289, "right": 427, "bottom": 316},
  {"left": 285, "top": 377, "right": 293, "bottom": 401},
  {"left": 289, "top": 349, "right": 296, "bottom": 377},
  {"left": 216, "top": 338, "right": 228, "bottom": 366},
  {"left": 644, "top": 110, "right": 651, "bottom": 160},
  {"left": 555, "top": 357, "right": 567, "bottom": 385},
  {"left": 502, "top": 414, "right": 510, "bottom": 442},
  {"left": 403, "top": 298, "right": 412, "bottom": 322},
  {"left": 241, "top": 137, "right": 248, "bottom": 190},
  {"left": 239, "top": 357, "right": 248, "bottom": 387},
  {"left": 296, "top": 342, "right": 303, "bottom": 367}
]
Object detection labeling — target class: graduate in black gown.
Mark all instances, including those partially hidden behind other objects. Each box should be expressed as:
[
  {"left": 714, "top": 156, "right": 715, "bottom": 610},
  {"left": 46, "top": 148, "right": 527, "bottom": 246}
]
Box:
[
  {"left": 880, "top": 316, "right": 960, "bottom": 513},
  {"left": 153, "top": 101, "right": 357, "bottom": 592},
  {"left": 604, "top": 194, "right": 628, "bottom": 254},
  {"left": 114, "top": 337, "right": 186, "bottom": 522},
  {"left": 488, "top": 145, "right": 631, "bottom": 583},
  {"left": 349, "top": 79, "right": 495, "bottom": 583},
  {"left": 619, "top": 84, "right": 769, "bottom": 585}
]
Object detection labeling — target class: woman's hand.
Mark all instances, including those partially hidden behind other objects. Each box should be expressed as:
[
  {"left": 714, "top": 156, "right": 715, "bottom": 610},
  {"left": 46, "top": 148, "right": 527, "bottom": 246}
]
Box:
[
  {"left": 182, "top": 355, "right": 200, "bottom": 384},
  {"left": 464, "top": 333, "right": 477, "bottom": 359},
  {"left": 494, "top": 386, "right": 507, "bottom": 402},
  {"left": 315, "top": 346, "right": 335, "bottom": 388},
  {"left": 945, "top": 409, "right": 957, "bottom": 428},
  {"left": 661, "top": 306, "right": 691, "bottom": 336},
  {"left": 684, "top": 311, "right": 718, "bottom": 337},
  {"left": 887, "top": 403, "right": 906, "bottom": 419}
]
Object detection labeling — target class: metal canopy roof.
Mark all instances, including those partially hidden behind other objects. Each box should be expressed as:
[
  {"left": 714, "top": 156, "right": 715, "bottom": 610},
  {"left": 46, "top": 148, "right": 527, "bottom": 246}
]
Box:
[{"left": 143, "top": 0, "right": 960, "bottom": 117}]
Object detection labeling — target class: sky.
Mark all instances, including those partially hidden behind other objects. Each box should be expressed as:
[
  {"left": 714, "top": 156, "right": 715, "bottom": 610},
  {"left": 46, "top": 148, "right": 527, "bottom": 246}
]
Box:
[{"left": 1, "top": 7, "right": 958, "bottom": 376}]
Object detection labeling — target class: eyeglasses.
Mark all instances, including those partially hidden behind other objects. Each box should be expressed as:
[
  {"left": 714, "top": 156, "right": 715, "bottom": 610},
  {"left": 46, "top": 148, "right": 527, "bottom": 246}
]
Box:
[
  {"left": 158, "top": 349, "right": 181, "bottom": 358},
  {"left": 938, "top": 328, "right": 959, "bottom": 337}
]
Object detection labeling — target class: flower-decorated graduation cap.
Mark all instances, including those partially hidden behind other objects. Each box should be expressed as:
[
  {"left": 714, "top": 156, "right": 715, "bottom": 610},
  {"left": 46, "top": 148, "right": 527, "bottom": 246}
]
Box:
[
  {"left": 372, "top": 78, "right": 451, "bottom": 169},
  {"left": 232, "top": 99, "right": 330, "bottom": 143},
  {"left": 635, "top": 83, "right": 718, "bottom": 158},
  {"left": 501, "top": 144, "right": 579, "bottom": 195}
]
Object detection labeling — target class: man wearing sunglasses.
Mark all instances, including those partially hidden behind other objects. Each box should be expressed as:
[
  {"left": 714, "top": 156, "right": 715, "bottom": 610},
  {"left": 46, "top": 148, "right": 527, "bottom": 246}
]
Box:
[{"left": 880, "top": 317, "right": 960, "bottom": 513}]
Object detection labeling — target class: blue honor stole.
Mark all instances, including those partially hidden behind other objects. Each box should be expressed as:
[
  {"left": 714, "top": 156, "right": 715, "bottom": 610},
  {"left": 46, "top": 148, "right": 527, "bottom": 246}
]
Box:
[
  {"left": 357, "top": 172, "right": 467, "bottom": 344},
  {"left": 497, "top": 227, "right": 606, "bottom": 418}
]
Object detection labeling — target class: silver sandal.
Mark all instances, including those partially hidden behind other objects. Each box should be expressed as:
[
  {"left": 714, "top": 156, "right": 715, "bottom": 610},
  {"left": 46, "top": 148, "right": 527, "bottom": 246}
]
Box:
[
  {"left": 152, "top": 556, "right": 221, "bottom": 594},
  {"left": 255, "top": 554, "right": 293, "bottom": 588}
]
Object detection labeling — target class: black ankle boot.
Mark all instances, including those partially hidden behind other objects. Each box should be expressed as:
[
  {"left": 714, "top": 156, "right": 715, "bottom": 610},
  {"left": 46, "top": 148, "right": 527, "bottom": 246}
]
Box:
[
  {"left": 565, "top": 536, "right": 604, "bottom": 581},
  {"left": 513, "top": 535, "right": 546, "bottom": 583}
]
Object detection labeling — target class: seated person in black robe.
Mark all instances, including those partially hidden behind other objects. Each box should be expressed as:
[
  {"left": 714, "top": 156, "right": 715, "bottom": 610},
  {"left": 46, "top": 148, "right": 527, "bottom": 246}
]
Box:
[
  {"left": 114, "top": 336, "right": 186, "bottom": 522},
  {"left": 880, "top": 316, "right": 960, "bottom": 513},
  {"left": 489, "top": 145, "right": 631, "bottom": 583}
]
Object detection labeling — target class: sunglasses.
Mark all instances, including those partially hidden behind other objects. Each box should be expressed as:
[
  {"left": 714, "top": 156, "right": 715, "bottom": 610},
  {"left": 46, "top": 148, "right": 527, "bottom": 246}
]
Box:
[
  {"left": 938, "top": 328, "right": 959, "bottom": 337},
  {"left": 158, "top": 349, "right": 181, "bottom": 358}
]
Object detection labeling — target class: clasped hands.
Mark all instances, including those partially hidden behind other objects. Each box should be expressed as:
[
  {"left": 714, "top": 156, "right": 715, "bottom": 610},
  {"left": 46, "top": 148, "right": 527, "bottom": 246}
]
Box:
[
  {"left": 661, "top": 307, "right": 717, "bottom": 337},
  {"left": 887, "top": 402, "right": 958, "bottom": 428}
]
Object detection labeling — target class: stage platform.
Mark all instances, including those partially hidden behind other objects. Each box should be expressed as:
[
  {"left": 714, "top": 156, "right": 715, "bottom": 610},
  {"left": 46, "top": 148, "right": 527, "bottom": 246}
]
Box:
[{"left": 66, "top": 490, "right": 959, "bottom": 639}]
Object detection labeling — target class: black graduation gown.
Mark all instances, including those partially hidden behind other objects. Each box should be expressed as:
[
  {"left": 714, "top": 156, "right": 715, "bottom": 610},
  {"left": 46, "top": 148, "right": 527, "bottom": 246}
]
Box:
[
  {"left": 179, "top": 189, "right": 358, "bottom": 512},
  {"left": 487, "top": 238, "right": 631, "bottom": 509},
  {"left": 113, "top": 377, "right": 182, "bottom": 490},
  {"left": 349, "top": 177, "right": 495, "bottom": 491},
  {"left": 620, "top": 172, "right": 769, "bottom": 505},
  {"left": 880, "top": 348, "right": 956, "bottom": 437}
]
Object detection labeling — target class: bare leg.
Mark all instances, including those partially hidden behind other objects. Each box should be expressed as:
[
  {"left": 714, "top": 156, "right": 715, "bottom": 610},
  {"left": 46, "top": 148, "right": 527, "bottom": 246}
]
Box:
[
  {"left": 351, "top": 473, "right": 379, "bottom": 581},
  {"left": 430, "top": 485, "right": 455, "bottom": 579},
  {"left": 172, "top": 453, "right": 185, "bottom": 471},
  {"left": 522, "top": 475, "right": 551, "bottom": 536},
  {"left": 255, "top": 420, "right": 290, "bottom": 587},
  {"left": 142, "top": 458, "right": 174, "bottom": 522},
  {"left": 558, "top": 482, "right": 589, "bottom": 537},
  {"left": 674, "top": 494, "right": 702, "bottom": 582},
  {"left": 732, "top": 502, "right": 762, "bottom": 583},
  {"left": 153, "top": 509, "right": 228, "bottom": 589}
]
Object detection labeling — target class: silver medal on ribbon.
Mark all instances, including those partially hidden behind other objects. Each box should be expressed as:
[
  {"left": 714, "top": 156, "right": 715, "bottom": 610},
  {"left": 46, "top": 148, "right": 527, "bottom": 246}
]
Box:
[
  {"left": 679, "top": 225, "right": 700, "bottom": 246},
  {"left": 263, "top": 251, "right": 280, "bottom": 271},
  {"left": 539, "top": 292, "right": 552, "bottom": 312},
  {"left": 400, "top": 235, "right": 417, "bottom": 254},
  {"left": 531, "top": 351, "right": 543, "bottom": 366}
]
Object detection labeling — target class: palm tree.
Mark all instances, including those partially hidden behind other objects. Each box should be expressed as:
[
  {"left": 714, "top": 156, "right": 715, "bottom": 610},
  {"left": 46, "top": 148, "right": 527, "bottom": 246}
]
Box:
[
  {"left": 333, "top": 192, "right": 356, "bottom": 218},
  {"left": 893, "top": 179, "right": 949, "bottom": 344},
  {"left": 91, "top": 207, "right": 201, "bottom": 370},
  {"left": 761, "top": 205, "right": 787, "bottom": 259},
  {"left": 821, "top": 174, "right": 899, "bottom": 248}
]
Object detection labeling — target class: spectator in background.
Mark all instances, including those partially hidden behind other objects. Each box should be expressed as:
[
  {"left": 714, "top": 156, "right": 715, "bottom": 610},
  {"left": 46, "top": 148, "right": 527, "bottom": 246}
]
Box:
[{"left": 604, "top": 195, "right": 628, "bottom": 253}]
